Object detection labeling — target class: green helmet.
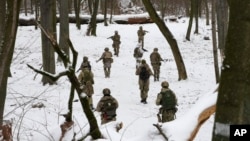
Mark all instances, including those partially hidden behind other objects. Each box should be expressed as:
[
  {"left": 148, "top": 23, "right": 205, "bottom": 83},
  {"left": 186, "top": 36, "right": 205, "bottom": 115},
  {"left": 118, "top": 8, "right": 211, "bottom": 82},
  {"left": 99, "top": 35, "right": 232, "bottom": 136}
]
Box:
[
  {"left": 161, "top": 81, "right": 169, "bottom": 88},
  {"left": 103, "top": 88, "right": 111, "bottom": 95},
  {"left": 154, "top": 48, "right": 158, "bottom": 51},
  {"left": 83, "top": 56, "right": 88, "bottom": 61},
  {"left": 104, "top": 47, "right": 109, "bottom": 51}
]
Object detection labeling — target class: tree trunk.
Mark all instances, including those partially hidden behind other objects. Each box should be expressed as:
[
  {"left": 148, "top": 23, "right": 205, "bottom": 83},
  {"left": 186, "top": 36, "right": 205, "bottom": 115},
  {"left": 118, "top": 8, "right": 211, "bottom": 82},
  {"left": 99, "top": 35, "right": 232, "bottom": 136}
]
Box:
[
  {"left": 109, "top": 0, "right": 113, "bottom": 23},
  {"left": 186, "top": 0, "right": 194, "bottom": 41},
  {"left": 194, "top": 0, "right": 199, "bottom": 34},
  {"left": 58, "top": 0, "right": 70, "bottom": 62},
  {"left": 212, "top": 0, "right": 250, "bottom": 140},
  {"left": 142, "top": 0, "right": 188, "bottom": 81},
  {"left": 86, "top": 0, "right": 99, "bottom": 36},
  {"left": 205, "top": 0, "right": 210, "bottom": 25},
  {"left": 0, "top": 0, "right": 21, "bottom": 126},
  {"left": 104, "top": 0, "right": 108, "bottom": 26},
  {"left": 211, "top": 0, "right": 219, "bottom": 83},
  {"left": 216, "top": 0, "right": 228, "bottom": 60},
  {"left": 40, "top": 0, "right": 56, "bottom": 85},
  {"left": 74, "top": 0, "right": 81, "bottom": 29}
]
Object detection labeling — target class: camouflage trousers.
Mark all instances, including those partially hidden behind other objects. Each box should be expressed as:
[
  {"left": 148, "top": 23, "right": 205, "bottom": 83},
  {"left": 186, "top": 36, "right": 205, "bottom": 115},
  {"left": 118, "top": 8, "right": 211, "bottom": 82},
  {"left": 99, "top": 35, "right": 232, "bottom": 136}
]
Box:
[
  {"left": 112, "top": 44, "right": 120, "bottom": 56},
  {"left": 139, "top": 79, "right": 149, "bottom": 100},
  {"left": 152, "top": 64, "right": 161, "bottom": 81},
  {"left": 103, "top": 66, "right": 111, "bottom": 78},
  {"left": 160, "top": 108, "right": 175, "bottom": 123}
]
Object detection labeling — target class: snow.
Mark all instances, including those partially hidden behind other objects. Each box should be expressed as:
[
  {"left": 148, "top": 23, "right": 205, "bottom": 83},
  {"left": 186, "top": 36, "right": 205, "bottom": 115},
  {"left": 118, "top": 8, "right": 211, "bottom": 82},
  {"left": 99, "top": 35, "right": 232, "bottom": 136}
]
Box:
[{"left": 5, "top": 14, "right": 219, "bottom": 141}]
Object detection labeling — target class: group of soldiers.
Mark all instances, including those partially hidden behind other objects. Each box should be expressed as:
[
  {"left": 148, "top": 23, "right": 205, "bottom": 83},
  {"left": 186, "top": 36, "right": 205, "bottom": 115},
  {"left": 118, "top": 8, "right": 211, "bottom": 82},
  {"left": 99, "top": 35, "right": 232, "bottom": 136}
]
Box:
[{"left": 76, "top": 26, "right": 178, "bottom": 124}]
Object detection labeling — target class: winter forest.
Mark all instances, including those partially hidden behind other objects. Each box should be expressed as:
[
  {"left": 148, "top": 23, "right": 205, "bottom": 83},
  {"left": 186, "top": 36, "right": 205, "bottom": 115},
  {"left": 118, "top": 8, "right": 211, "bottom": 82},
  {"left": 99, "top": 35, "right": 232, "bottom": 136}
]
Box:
[{"left": 1, "top": 0, "right": 250, "bottom": 141}]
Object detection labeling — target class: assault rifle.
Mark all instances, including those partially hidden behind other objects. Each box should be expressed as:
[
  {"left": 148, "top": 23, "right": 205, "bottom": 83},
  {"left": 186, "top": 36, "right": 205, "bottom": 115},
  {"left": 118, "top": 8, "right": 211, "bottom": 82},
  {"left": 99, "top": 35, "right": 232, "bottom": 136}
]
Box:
[
  {"left": 163, "top": 59, "right": 173, "bottom": 62},
  {"left": 144, "top": 30, "right": 149, "bottom": 33},
  {"left": 107, "top": 36, "right": 113, "bottom": 39}
]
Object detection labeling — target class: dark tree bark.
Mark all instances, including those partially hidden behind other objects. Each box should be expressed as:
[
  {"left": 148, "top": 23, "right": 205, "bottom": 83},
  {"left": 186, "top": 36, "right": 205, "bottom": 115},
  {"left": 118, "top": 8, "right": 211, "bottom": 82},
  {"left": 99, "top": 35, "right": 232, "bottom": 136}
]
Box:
[
  {"left": 88, "top": 0, "right": 93, "bottom": 14},
  {"left": 186, "top": 0, "right": 194, "bottom": 41},
  {"left": 104, "top": 0, "right": 108, "bottom": 26},
  {"left": 0, "top": 0, "right": 21, "bottom": 126},
  {"left": 216, "top": 0, "right": 228, "bottom": 60},
  {"left": 212, "top": 0, "right": 250, "bottom": 140},
  {"left": 109, "top": 0, "right": 114, "bottom": 23},
  {"left": 211, "top": 0, "right": 219, "bottom": 83},
  {"left": 58, "top": 0, "right": 70, "bottom": 62},
  {"left": 86, "top": 0, "right": 99, "bottom": 36},
  {"left": 142, "top": 0, "right": 188, "bottom": 81},
  {"left": 204, "top": 0, "right": 210, "bottom": 25},
  {"left": 74, "top": 0, "right": 81, "bottom": 29},
  {"left": 194, "top": 0, "right": 199, "bottom": 34},
  {"left": 40, "top": 0, "right": 56, "bottom": 85}
]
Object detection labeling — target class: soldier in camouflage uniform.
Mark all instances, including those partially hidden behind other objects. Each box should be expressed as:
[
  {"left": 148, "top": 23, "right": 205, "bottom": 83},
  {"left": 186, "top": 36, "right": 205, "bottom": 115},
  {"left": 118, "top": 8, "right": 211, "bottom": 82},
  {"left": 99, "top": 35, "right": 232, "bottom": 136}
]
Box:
[
  {"left": 135, "top": 59, "right": 153, "bottom": 104},
  {"left": 150, "top": 48, "right": 164, "bottom": 81},
  {"left": 77, "top": 56, "right": 91, "bottom": 72},
  {"left": 96, "top": 88, "right": 119, "bottom": 124},
  {"left": 133, "top": 43, "right": 144, "bottom": 69},
  {"left": 97, "top": 47, "right": 113, "bottom": 78},
  {"left": 156, "top": 81, "right": 178, "bottom": 123},
  {"left": 78, "top": 68, "right": 95, "bottom": 110},
  {"left": 108, "top": 31, "right": 121, "bottom": 56},
  {"left": 137, "top": 26, "right": 148, "bottom": 48}
]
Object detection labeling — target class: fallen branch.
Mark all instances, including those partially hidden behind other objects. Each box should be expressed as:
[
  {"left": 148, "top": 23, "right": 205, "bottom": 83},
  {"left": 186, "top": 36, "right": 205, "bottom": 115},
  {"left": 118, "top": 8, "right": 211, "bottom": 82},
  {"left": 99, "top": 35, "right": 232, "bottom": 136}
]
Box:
[
  {"left": 153, "top": 123, "right": 168, "bottom": 141},
  {"left": 188, "top": 105, "right": 216, "bottom": 141}
]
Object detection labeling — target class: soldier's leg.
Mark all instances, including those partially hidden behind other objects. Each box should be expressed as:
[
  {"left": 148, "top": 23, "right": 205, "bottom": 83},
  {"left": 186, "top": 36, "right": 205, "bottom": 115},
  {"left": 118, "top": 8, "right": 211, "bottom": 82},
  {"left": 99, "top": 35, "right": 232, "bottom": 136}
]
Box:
[
  {"left": 104, "top": 66, "right": 108, "bottom": 78},
  {"left": 107, "top": 67, "right": 111, "bottom": 77},
  {"left": 117, "top": 46, "right": 120, "bottom": 56},
  {"left": 156, "top": 66, "right": 160, "bottom": 81}
]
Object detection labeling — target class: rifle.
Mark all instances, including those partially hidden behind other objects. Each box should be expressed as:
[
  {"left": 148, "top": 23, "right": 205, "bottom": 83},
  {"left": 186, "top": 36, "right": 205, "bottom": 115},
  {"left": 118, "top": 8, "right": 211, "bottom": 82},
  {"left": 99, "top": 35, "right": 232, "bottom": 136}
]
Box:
[
  {"left": 163, "top": 59, "right": 173, "bottom": 62},
  {"left": 142, "top": 48, "right": 148, "bottom": 52},
  {"left": 144, "top": 30, "right": 149, "bottom": 33},
  {"left": 107, "top": 36, "right": 113, "bottom": 39}
]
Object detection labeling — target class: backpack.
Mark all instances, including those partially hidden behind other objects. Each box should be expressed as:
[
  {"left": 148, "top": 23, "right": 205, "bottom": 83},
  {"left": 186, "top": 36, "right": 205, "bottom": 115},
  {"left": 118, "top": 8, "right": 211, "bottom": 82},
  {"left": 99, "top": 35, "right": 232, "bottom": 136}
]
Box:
[
  {"left": 82, "top": 70, "right": 93, "bottom": 84},
  {"left": 102, "top": 97, "right": 117, "bottom": 119},
  {"left": 139, "top": 66, "right": 150, "bottom": 81},
  {"left": 161, "top": 90, "right": 177, "bottom": 111}
]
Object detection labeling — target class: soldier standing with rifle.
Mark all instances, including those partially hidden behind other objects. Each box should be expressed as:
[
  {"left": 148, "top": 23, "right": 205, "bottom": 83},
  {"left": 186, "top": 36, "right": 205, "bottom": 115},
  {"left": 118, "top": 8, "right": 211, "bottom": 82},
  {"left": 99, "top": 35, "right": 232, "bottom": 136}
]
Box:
[
  {"left": 96, "top": 47, "right": 113, "bottom": 78},
  {"left": 137, "top": 26, "right": 148, "bottom": 49},
  {"left": 107, "top": 31, "right": 121, "bottom": 57}
]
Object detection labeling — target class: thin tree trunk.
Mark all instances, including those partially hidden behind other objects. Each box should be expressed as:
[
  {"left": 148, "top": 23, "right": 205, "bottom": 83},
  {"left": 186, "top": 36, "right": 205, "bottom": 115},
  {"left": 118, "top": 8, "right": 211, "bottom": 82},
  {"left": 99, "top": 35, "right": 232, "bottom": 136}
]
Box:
[
  {"left": 86, "top": 0, "right": 99, "bottom": 36},
  {"left": 40, "top": 0, "right": 56, "bottom": 85},
  {"left": 142, "top": 0, "right": 188, "bottom": 81},
  {"left": 104, "top": 0, "right": 108, "bottom": 26},
  {"left": 194, "top": 0, "right": 199, "bottom": 34},
  {"left": 58, "top": 0, "right": 70, "bottom": 62},
  {"left": 186, "top": 0, "right": 194, "bottom": 41},
  {"left": 0, "top": 0, "right": 21, "bottom": 126},
  {"left": 211, "top": 0, "right": 219, "bottom": 83}
]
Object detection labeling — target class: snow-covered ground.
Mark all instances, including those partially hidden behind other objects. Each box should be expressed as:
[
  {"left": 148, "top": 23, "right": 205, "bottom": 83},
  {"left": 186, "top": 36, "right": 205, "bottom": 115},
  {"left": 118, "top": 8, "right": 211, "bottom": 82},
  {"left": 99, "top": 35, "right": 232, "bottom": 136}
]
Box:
[{"left": 5, "top": 15, "right": 218, "bottom": 141}]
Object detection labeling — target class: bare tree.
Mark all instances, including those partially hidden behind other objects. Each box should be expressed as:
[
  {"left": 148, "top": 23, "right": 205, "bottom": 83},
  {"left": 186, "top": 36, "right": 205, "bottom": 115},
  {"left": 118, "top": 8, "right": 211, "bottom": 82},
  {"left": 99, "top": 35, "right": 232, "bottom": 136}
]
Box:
[
  {"left": 58, "top": 0, "right": 70, "bottom": 62},
  {"left": 0, "top": 0, "right": 21, "bottom": 127},
  {"left": 40, "top": 0, "right": 56, "bottom": 85},
  {"left": 186, "top": 0, "right": 194, "bottom": 41},
  {"left": 216, "top": 0, "right": 228, "bottom": 60},
  {"left": 86, "top": 0, "right": 99, "bottom": 36},
  {"left": 211, "top": 0, "right": 219, "bottom": 83},
  {"left": 28, "top": 24, "right": 102, "bottom": 139},
  {"left": 212, "top": 0, "right": 250, "bottom": 140},
  {"left": 74, "top": 0, "right": 81, "bottom": 29},
  {"left": 142, "top": 0, "right": 187, "bottom": 80}
]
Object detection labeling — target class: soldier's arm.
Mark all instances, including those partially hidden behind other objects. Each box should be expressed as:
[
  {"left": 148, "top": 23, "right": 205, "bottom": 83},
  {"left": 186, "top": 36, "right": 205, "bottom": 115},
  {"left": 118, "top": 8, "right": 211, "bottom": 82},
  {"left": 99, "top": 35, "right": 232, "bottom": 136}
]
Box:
[{"left": 156, "top": 94, "right": 162, "bottom": 105}]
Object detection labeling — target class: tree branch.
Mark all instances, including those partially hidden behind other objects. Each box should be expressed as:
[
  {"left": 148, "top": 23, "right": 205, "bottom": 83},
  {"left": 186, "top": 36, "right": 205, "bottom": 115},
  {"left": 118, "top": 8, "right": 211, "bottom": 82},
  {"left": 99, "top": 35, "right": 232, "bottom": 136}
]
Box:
[
  {"left": 27, "top": 64, "right": 68, "bottom": 81},
  {"left": 153, "top": 123, "right": 168, "bottom": 141}
]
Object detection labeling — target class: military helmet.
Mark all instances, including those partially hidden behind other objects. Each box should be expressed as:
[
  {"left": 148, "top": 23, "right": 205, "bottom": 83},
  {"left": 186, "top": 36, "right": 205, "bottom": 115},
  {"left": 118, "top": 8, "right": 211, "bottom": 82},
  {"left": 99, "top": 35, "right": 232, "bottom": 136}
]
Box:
[
  {"left": 115, "top": 30, "right": 118, "bottom": 34},
  {"left": 139, "top": 26, "right": 143, "bottom": 30},
  {"left": 154, "top": 48, "right": 158, "bottom": 51},
  {"left": 103, "top": 88, "right": 111, "bottom": 95},
  {"left": 104, "top": 47, "right": 109, "bottom": 51},
  {"left": 83, "top": 56, "right": 88, "bottom": 61},
  {"left": 161, "top": 81, "right": 169, "bottom": 88}
]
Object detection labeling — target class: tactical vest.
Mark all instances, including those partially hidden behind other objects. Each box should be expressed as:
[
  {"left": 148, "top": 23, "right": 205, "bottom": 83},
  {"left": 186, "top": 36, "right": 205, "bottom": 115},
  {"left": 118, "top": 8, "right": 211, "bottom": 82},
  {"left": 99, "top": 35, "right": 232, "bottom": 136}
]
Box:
[{"left": 161, "top": 90, "right": 176, "bottom": 110}]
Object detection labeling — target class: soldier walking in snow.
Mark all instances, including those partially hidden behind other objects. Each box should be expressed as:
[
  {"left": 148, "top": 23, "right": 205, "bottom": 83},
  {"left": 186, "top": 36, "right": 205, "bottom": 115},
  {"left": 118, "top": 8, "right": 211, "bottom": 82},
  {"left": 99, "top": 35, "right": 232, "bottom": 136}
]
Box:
[
  {"left": 137, "top": 26, "right": 148, "bottom": 48},
  {"left": 96, "top": 47, "right": 113, "bottom": 78},
  {"left": 150, "top": 48, "right": 164, "bottom": 81},
  {"left": 78, "top": 67, "right": 95, "bottom": 110},
  {"left": 133, "top": 43, "right": 147, "bottom": 69},
  {"left": 108, "top": 30, "right": 121, "bottom": 56},
  {"left": 135, "top": 59, "right": 153, "bottom": 104},
  {"left": 96, "top": 88, "right": 119, "bottom": 124},
  {"left": 156, "top": 81, "right": 178, "bottom": 123}
]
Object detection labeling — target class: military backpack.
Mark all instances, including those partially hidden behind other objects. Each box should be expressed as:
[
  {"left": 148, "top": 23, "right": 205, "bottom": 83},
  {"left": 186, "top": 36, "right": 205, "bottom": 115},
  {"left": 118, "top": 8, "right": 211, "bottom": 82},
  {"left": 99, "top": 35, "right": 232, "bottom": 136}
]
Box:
[{"left": 139, "top": 66, "right": 150, "bottom": 81}]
